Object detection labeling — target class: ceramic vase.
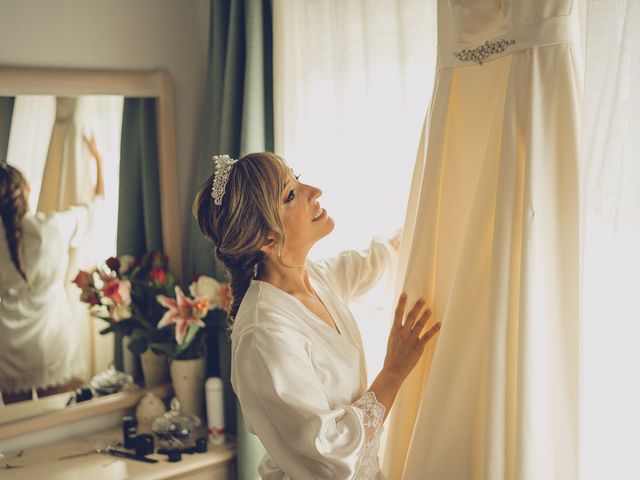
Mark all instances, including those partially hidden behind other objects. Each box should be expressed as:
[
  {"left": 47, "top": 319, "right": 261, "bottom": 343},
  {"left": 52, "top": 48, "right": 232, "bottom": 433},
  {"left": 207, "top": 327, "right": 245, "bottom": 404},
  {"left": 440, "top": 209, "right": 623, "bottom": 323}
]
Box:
[
  {"left": 170, "top": 357, "right": 206, "bottom": 418},
  {"left": 140, "top": 349, "right": 169, "bottom": 388},
  {"left": 122, "top": 334, "right": 137, "bottom": 378}
]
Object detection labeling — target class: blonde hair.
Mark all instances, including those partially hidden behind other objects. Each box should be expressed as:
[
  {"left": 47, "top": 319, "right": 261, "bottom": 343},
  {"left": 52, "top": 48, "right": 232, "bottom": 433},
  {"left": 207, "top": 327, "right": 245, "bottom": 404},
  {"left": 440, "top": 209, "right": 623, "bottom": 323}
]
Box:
[{"left": 193, "top": 152, "right": 289, "bottom": 323}]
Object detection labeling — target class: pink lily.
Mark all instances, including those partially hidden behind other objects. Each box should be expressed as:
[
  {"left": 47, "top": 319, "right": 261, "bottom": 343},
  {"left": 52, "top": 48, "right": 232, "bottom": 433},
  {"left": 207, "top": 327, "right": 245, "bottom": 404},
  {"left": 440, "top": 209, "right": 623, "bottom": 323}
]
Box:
[{"left": 157, "top": 286, "right": 208, "bottom": 344}]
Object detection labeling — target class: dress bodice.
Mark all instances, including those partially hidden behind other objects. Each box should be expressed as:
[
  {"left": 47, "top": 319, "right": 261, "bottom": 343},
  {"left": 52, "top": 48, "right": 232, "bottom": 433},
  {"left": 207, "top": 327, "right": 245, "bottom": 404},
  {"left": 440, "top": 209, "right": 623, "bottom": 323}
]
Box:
[{"left": 437, "top": 0, "right": 578, "bottom": 68}]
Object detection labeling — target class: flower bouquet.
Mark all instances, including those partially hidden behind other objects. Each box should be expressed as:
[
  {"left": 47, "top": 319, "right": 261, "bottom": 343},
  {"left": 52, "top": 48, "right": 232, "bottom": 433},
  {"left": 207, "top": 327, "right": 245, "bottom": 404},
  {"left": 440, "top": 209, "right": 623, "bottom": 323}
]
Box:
[
  {"left": 73, "top": 252, "right": 177, "bottom": 355},
  {"left": 151, "top": 275, "right": 231, "bottom": 361}
]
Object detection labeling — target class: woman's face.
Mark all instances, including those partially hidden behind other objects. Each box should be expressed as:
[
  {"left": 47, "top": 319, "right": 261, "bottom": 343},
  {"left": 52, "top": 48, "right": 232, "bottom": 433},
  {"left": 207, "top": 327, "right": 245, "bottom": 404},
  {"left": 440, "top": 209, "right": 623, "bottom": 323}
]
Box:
[{"left": 277, "top": 169, "right": 334, "bottom": 255}]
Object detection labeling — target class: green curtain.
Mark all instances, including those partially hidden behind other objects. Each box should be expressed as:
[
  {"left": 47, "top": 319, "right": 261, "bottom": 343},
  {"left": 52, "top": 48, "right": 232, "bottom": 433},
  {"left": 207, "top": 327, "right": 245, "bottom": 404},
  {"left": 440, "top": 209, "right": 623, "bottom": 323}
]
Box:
[
  {"left": 0, "top": 97, "right": 15, "bottom": 164},
  {"left": 115, "top": 97, "right": 164, "bottom": 373},
  {"left": 189, "top": 0, "right": 273, "bottom": 478},
  {"left": 117, "top": 98, "right": 164, "bottom": 257}
]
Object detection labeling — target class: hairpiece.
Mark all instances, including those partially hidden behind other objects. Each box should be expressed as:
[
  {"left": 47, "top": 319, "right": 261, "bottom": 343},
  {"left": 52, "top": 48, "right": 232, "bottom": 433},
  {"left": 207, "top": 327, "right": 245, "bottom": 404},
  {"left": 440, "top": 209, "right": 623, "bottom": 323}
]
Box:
[
  {"left": 211, "top": 155, "right": 239, "bottom": 205},
  {"left": 0, "top": 162, "right": 9, "bottom": 171}
]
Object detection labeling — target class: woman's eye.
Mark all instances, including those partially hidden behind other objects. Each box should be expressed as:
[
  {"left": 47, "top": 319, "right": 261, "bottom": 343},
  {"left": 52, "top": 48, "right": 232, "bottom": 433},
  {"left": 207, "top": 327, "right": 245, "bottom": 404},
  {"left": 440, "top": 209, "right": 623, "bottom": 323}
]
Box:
[{"left": 286, "top": 190, "right": 296, "bottom": 203}]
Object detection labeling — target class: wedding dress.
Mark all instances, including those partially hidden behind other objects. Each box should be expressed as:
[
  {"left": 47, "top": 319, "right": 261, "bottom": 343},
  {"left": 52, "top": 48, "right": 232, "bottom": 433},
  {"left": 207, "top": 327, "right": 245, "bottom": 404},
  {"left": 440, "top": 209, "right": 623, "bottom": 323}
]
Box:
[{"left": 384, "top": 1, "right": 581, "bottom": 479}]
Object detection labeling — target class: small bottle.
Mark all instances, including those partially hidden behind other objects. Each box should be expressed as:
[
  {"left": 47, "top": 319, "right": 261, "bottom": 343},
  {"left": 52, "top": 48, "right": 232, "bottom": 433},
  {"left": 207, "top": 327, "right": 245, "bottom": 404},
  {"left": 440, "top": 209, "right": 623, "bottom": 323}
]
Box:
[
  {"left": 205, "top": 377, "right": 225, "bottom": 445},
  {"left": 122, "top": 415, "right": 137, "bottom": 449}
]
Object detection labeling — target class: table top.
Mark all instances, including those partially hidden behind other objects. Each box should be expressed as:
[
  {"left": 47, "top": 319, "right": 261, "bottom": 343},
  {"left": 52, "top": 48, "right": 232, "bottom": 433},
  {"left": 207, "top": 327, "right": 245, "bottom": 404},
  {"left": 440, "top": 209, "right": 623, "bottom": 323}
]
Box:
[{"left": 0, "top": 426, "right": 236, "bottom": 480}]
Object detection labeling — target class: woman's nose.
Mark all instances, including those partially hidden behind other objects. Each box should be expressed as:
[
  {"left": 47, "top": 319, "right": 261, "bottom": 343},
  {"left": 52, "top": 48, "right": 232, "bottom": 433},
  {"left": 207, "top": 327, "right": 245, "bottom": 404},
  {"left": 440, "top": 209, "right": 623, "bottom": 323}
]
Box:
[{"left": 309, "top": 185, "right": 322, "bottom": 201}]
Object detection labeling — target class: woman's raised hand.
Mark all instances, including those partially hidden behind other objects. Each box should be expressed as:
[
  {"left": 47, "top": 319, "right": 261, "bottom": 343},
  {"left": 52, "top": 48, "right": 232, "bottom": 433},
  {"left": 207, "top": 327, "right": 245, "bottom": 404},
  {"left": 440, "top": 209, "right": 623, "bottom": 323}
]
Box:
[
  {"left": 82, "top": 133, "right": 105, "bottom": 198},
  {"left": 82, "top": 133, "right": 101, "bottom": 162},
  {"left": 383, "top": 292, "right": 441, "bottom": 381}
]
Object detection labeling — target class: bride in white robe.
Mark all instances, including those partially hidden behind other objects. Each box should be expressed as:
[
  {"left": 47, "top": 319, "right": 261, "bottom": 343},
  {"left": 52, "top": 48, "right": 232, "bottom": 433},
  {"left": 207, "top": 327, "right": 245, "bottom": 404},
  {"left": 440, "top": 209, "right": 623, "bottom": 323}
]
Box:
[{"left": 193, "top": 152, "right": 441, "bottom": 480}]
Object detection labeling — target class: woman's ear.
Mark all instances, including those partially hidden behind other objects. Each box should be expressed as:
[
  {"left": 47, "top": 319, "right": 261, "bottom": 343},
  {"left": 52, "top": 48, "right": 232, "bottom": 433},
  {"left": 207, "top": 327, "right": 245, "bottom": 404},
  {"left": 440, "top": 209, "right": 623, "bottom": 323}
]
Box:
[{"left": 259, "top": 236, "right": 277, "bottom": 254}]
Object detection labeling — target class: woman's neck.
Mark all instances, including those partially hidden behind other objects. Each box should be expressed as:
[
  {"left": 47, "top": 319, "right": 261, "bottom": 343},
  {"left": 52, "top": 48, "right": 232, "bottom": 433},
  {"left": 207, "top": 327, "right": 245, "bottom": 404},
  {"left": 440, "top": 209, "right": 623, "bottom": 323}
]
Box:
[{"left": 259, "top": 255, "right": 314, "bottom": 298}]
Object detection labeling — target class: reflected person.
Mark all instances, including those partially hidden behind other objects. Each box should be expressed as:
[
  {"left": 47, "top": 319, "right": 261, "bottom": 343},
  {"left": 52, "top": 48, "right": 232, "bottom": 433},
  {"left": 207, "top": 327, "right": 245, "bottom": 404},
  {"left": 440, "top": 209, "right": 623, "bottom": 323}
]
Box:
[{"left": 0, "top": 135, "right": 104, "bottom": 404}]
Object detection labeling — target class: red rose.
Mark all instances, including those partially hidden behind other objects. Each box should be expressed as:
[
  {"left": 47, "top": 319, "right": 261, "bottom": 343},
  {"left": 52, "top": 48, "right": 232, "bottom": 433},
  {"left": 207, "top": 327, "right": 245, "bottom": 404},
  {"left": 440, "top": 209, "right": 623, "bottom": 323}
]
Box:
[
  {"left": 73, "top": 271, "right": 93, "bottom": 289},
  {"left": 103, "top": 278, "right": 132, "bottom": 305},
  {"left": 106, "top": 257, "right": 121, "bottom": 272},
  {"left": 149, "top": 268, "right": 166, "bottom": 285},
  {"left": 149, "top": 251, "right": 169, "bottom": 269},
  {"left": 102, "top": 279, "right": 121, "bottom": 301}
]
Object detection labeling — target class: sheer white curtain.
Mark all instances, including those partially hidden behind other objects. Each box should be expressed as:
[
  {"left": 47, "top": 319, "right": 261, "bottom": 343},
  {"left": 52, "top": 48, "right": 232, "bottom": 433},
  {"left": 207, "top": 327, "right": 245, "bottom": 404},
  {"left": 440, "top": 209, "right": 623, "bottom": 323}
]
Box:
[
  {"left": 273, "top": 0, "right": 436, "bottom": 378},
  {"left": 579, "top": 1, "right": 640, "bottom": 478}
]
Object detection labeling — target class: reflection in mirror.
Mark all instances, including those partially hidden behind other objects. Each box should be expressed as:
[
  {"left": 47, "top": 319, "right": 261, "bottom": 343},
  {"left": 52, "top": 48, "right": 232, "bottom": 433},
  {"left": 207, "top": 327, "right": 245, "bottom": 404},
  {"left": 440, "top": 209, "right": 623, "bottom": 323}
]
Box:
[{"left": 0, "top": 95, "right": 127, "bottom": 406}]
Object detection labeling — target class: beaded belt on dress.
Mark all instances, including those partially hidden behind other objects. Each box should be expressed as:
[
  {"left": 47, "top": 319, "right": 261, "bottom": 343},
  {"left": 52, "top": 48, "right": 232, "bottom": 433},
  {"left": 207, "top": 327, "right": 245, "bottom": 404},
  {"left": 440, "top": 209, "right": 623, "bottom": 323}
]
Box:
[{"left": 436, "top": 14, "right": 578, "bottom": 69}]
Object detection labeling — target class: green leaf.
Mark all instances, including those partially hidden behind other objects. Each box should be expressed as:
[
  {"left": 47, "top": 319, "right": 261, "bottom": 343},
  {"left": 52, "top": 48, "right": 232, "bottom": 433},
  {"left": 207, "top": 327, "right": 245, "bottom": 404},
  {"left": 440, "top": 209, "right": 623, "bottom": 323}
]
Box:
[
  {"left": 128, "top": 336, "right": 148, "bottom": 354},
  {"left": 99, "top": 325, "right": 114, "bottom": 335},
  {"left": 149, "top": 342, "right": 177, "bottom": 358},
  {"left": 176, "top": 324, "right": 202, "bottom": 355}
]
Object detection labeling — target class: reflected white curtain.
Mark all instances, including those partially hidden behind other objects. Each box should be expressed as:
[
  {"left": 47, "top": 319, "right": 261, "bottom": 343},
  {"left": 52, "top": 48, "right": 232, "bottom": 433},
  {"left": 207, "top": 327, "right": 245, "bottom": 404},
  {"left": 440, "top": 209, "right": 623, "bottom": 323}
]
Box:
[
  {"left": 273, "top": 0, "right": 436, "bottom": 381},
  {"left": 6, "top": 95, "right": 56, "bottom": 207},
  {"left": 6, "top": 95, "right": 124, "bottom": 379},
  {"left": 579, "top": 1, "right": 640, "bottom": 478}
]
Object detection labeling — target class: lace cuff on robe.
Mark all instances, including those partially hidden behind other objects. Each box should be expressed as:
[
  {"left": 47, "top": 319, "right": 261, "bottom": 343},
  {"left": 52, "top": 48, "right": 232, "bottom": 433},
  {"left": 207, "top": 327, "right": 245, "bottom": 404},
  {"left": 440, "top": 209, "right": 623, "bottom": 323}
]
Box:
[{"left": 353, "top": 391, "right": 385, "bottom": 479}]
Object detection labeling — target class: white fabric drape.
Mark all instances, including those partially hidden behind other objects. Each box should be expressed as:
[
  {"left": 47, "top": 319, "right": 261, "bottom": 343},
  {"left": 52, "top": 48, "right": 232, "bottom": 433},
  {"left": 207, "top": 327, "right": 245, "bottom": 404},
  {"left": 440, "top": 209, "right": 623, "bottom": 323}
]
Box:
[{"left": 273, "top": 0, "right": 436, "bottom": 390}]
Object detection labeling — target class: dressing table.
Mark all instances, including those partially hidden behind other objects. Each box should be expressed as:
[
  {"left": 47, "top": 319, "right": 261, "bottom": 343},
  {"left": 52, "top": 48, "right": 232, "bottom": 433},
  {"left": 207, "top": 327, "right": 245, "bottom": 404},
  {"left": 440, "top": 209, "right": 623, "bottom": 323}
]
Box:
[
  {"left": 0, "top": 67, "right": 236, "bottom": 478},
  {"left": 1, "top": 426, "right": 235, "bottom": 480}
]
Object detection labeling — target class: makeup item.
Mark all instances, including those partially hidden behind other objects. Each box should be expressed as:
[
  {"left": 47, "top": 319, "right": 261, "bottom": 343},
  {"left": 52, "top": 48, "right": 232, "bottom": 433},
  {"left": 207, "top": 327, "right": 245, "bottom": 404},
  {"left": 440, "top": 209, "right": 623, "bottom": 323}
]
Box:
[
  {"left": 134, "top": 434, "right": 154, "bottom": 456},
  {"left": 166, "top": 449, "right": 181, "bottom": 462},
  {"left": 58, "top": 447, "right": 106, "bottom": 460},
  {"left": 122, "top": 416, "right": 137, "bottom": 449},
  {"left": 205, "top": 377, "right": 225, "bottom": 445},
  {"left": 157, "top": 441, "right": 206, "bottom": 456},
  {"left": 152, "top": 398, "right": 201, "bottom": 441},
  {"left": 195, "top": 437, "right": 208, "bottom": 453},
  {"left": 106, "top": 447, "right": 158, "bottom": 464}
]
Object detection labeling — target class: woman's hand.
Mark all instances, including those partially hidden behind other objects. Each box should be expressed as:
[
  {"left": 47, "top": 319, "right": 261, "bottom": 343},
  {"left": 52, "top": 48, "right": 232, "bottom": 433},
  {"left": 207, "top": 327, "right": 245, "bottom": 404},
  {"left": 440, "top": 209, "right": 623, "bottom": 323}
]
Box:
[
  {"left": 82, "top": 133, "right": 105, "bottom": 198},
  {"left": 367, "top": 292, "right": 440, "bottom": 421},
  {"left": 82, "top": 133, "right": 101, "bottom": 162},
  {"left": 383, "top": 292, "right": 440, "bottom": 382}
]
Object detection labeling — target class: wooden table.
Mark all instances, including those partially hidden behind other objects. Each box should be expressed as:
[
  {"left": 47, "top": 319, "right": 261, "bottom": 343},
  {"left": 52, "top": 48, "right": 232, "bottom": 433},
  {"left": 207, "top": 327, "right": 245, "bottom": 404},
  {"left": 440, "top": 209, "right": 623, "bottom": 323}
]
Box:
[{"left": 0, "top": 427, "right": 236, "bottom": 480}]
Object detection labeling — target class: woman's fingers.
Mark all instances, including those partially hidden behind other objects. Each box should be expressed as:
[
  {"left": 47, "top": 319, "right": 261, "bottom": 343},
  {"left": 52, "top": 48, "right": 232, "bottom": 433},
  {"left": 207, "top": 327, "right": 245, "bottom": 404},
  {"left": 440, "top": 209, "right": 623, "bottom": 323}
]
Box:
[
  {"left": 404, "top": 298, "right": 426, "bottom": 327},
  {"left": 419, "top": 322, "right": 441, "bottom": 344},
  {"left": 393, "top": 292, "right": 408, "bottom": 328},
  {"left": 411, "top": 308, "right": 432, "bottom": 334}
]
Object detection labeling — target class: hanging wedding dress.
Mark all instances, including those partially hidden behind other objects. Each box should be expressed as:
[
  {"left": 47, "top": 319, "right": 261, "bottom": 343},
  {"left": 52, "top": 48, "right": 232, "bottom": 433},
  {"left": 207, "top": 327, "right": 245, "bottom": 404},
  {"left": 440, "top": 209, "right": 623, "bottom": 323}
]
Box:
[{"left": 384, "top": 1, "right": 581, "bottom": 479}]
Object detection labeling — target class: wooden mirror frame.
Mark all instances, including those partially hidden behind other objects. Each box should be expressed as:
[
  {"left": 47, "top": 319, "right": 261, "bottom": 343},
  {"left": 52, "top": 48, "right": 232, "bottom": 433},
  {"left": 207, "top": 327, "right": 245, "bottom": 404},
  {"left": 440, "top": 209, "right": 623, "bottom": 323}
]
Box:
[
  {"left": 0, "top": 66, "right": 182, "bottom": 279},
  {"left": 0, "top": 67, "right": 181, "bottom": 438}
]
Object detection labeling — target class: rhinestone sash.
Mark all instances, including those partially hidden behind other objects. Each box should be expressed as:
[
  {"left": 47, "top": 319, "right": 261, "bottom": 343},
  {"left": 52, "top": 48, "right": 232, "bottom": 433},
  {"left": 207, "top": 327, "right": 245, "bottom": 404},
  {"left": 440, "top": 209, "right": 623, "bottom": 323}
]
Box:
[{"left": 437, "top": 14, "right": 578, "bottom": 69}]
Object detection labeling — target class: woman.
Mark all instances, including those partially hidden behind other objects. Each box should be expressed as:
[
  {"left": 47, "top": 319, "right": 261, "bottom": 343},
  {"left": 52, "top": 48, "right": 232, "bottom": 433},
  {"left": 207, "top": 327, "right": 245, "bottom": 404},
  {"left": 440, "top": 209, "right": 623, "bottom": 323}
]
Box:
[
  {"left": 194, "top": 152, "right": 440, "bottom": 479},
  {"left": 0, "top": 135, "right": 104, "bottom": 404}
]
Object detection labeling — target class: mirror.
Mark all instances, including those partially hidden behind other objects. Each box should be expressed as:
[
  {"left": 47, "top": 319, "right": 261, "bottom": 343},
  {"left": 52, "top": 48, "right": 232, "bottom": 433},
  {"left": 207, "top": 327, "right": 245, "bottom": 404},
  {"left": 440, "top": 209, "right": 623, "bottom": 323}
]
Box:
[{"left": 0, "top": 68, "right": 180, "bottom": 425}]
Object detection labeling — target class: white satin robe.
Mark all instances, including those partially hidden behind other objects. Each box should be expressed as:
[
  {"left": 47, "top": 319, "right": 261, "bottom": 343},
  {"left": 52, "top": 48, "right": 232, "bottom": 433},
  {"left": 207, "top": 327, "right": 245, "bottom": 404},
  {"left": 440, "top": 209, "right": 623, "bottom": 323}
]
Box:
[
  {"left": 0, "top": 205, "right": 90, "bottom": 393},
  {"left": 231, "top": 235, "right": 399, "bottom": 479}
]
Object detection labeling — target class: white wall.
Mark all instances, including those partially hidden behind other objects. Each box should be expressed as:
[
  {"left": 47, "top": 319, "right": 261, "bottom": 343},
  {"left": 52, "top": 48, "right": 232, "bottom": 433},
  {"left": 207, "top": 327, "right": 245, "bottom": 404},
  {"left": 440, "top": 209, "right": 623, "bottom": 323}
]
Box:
[{"left": 0, "top": 0, "right": 211, "bottom": 266}]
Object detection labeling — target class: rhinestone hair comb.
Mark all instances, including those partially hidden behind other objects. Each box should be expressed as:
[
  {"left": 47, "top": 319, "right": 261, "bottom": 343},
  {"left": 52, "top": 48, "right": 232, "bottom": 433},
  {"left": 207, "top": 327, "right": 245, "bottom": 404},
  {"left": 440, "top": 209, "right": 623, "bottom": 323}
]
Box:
[{"left": 211, "top": 154, "right": 239, "bottom": 205}]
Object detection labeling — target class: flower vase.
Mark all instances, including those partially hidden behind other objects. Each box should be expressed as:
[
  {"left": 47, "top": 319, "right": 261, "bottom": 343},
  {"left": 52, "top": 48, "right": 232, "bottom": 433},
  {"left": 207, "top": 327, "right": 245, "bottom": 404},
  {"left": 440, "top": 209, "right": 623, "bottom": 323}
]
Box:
[
  {"left": 122, "top": 334, "right": 138, "bottom": 378},
  {"left": 170, "top": 357, "right": 206, "bottom": 418},
  {"left": 140, "top": 349, "right": 169, "bottom": 388}
]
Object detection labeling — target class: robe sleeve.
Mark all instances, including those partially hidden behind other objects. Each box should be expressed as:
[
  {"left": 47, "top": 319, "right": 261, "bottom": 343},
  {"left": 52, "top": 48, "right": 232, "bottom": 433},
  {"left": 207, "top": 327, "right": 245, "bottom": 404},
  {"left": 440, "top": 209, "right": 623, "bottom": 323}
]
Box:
[
  {"left": 233, "top": 327, "right": 385, "bottom": 479},
  {"left": 51, "top": 202, "right": 94, "bottom": 248},
  {"left": 315, "top": 229, "right": 402, "bottom": 303}
]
